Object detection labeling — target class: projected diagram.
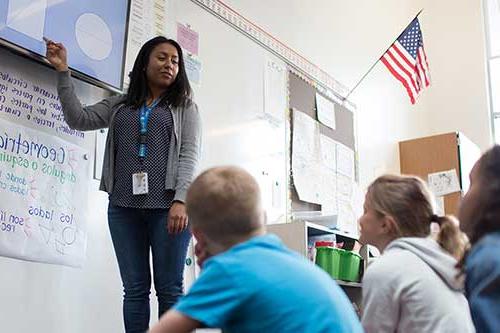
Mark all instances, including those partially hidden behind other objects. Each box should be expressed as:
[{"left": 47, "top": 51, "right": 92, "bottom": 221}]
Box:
[
  {"left": 75, "top": 13, "right": 113, "bottom": 61},
  {"left": 6, "top": 0, "right": 47, "bottom": 41},
  {"left": 1, "top": 0, "right": 128, "bottom": 88}
]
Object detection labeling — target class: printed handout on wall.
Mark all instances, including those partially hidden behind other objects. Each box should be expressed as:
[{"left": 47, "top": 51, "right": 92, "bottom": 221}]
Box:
[
  {"left": 177, "top": 23, "right": 202, "bottom": 85},
  {"left": 291, "top": 109, "right": 360, "bottom": 235},
  {"left": 335, "top": 183, "right": 363, "bottom": 237},
  {"left": 434, "top": 195, "right": 445, "bottom": 216},
  {"left": 124, "top": 0, "right": 167, "bottom": 87},
  {"left": 177, "top": 22, "right": 199, "bottom": 56},
  {"left": 94, "top": 129, "right": 107, "bottom": 180},
  {"left": 319, "top": 165, "right": 337, "bottom": 215},
  {"left": 0, "top": 119, "right": 90, "bottom": 267},
  {"left": 318, "top": 134, "right": 337, "bottom": 214},
  {"left": 320, "top": 134, "right": 336, "bottom": 171},
  {"left": 292, "top": 109, "right": 322, "bottom": 204},
  {"left": 185, "top": 55, "right": 202, "bottom": 85},
  {"left": 428, "top": 169, "right": 461, "bottom": 196},
  {"left": 336, "top": 142, "right": 355, "bottom": 179},
  {"left": 315, "top": 92, "right": 336, "bottom": 130}
]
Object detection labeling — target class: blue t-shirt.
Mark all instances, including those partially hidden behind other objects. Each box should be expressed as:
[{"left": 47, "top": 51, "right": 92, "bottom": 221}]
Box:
[
  {"left": 466, "top": 231, "right": 500, "bottom": 333},
  {"left": 174, "top": 234, "right": 363, "bottom": 333}
]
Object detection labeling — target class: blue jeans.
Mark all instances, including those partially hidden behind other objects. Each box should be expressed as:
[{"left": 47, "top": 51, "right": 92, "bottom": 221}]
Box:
[{"left": 108, "top": 204, "right": 191, "bottom": 333}]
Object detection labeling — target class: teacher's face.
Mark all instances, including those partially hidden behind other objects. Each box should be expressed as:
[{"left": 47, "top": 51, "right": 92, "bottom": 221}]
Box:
[{"left": 146, "top": 42, "right": 179, "bottom": 91}]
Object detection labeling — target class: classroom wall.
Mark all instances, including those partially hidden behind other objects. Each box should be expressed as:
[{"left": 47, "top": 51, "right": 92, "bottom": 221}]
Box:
[
  {"left": 0, "top": 183, "right": 122, "bottom": 333},
  {"left": 0, "top": 1, "right": 491, "bottom": 332},
  {"left": 224, "top": 0, "right": 491, "bottom": 188},
  {"left": 419, "top": 0, "right": 491, "bottom": 150}
]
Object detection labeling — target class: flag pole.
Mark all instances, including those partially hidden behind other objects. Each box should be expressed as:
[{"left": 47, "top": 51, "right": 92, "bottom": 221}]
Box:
[{"left": 341, "top": 9, "right": 424, "bottom": 103}]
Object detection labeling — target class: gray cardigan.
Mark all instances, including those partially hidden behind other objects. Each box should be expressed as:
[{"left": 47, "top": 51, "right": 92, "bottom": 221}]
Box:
[{"left": 56, "top": 71, "right": 202, "bottom": 203}]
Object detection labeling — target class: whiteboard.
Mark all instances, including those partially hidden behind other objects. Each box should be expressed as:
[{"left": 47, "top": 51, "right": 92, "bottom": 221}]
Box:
[{"left": 167, "top": 0, "right": 289, "bottom": 224}]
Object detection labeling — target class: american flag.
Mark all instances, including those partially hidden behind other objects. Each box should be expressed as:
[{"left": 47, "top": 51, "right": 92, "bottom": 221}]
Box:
[{"left": 381, "top": 18, "right": 430, "bottom": 104}]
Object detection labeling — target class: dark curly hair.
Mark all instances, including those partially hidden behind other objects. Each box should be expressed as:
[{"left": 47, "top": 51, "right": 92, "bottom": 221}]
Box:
[{"left": 458, "top": 145, "right": 500, "bottom": 270}]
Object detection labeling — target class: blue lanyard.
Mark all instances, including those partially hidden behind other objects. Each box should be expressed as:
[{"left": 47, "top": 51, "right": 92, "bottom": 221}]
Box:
[{"left": 138, "top": 99, "right": 160, "bottom": 159}]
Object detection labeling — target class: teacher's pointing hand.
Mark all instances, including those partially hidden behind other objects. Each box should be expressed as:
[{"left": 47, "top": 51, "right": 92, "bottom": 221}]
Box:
[{"left": 44, "top": 38, "right": 69, "bottom": 72}]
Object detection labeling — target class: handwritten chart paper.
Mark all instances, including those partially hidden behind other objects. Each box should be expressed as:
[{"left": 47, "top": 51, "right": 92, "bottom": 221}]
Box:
[
  {"left": 0, "top": 65, "right": 88, "bottom": 145},
  {"left": 0, "top": 120, "right": 90, "bottom": 267}
]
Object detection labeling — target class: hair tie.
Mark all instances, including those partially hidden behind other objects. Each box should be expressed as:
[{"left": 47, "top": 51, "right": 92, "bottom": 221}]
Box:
[{"left": 430, "top": 214, "right": 440, "bottom": 223}]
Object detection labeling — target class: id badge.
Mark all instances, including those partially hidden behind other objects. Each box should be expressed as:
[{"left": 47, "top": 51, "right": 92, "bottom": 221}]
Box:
[{"left": 132, "top": 172, "right": 149, "bottom": 195}]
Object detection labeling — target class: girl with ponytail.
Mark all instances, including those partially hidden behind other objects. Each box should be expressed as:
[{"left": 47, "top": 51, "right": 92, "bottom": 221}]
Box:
[
  {"left": 459, "top": 145, "right": 500, "bottom": 333},
  {"left": 359, "top": 174, "right": 474, "bottom": 333}
]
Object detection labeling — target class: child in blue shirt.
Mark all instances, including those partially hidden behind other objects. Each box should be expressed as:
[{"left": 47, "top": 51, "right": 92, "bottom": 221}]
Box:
[
  {"left": 459, "top": 145, "right": 500, "bottom": 333},
  {"left": 149, "top": 166, "right": 363, "bottom": 333}
]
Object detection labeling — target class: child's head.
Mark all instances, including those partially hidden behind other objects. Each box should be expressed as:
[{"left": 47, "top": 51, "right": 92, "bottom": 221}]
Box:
[
  {"left": 459, "top": 145, "right": 500, "bottom": 245},
  {"left": 359, "top": 174, "right": 465, "bottom": 257},
  {"left": 186, "top": 166, "right": 265, "bottom": 249}
]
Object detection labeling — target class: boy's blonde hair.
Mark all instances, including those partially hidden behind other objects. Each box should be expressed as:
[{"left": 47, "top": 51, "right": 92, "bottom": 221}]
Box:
[{"left": 186, "top": 166, "right": 264, "bottom": 245}]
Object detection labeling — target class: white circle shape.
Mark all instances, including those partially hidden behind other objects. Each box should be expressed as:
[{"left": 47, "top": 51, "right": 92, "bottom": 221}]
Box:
[{"left": 75, "top": 13, "right": 112, "bottom": 61}]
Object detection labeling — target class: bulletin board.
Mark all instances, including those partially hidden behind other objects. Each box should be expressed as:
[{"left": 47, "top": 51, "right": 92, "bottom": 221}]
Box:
[
  {"left": 289, "top": 71, "right": 358, "bottom": 220},
  {"left": 289, "top": 72, "right": 356, "bottom": 149},
  {"left": 164, "top": 0, "right": 360, "bottom": 228}
]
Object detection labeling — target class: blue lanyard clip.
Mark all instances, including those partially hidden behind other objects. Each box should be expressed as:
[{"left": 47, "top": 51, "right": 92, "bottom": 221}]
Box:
[{"left": 138, "top": 99, "right": 160, "bottom": 159}]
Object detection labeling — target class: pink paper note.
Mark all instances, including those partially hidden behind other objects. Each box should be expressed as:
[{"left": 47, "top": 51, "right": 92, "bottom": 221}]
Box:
[{"left": 177, "top": 23, "right": 199, "bottom": 55}]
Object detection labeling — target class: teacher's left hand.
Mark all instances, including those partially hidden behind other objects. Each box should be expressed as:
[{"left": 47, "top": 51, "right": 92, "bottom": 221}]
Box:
[{"left": 167, "top": 201, "right": 189, "bottom": 234}]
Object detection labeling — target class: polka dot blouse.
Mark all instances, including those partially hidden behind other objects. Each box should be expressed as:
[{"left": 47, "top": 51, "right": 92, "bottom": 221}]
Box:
[{"left": 109, "top": 104, "right": 175, "bottom": 209}]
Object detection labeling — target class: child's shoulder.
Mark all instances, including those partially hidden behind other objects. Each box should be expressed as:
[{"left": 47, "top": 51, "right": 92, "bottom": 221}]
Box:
[
  {"left": 469, "top": 232, "right": 500, "bottom": 267},
  {"left": 206, "top": 237, "right": 300, "bottom": 275},
  {"left": 364, "top": 250, "right": 416, "bottom": 283}
]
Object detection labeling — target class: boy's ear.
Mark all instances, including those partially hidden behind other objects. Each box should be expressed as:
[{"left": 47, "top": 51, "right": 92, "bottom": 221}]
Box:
[{"left": 381, "top": 215, "right": 400, "bottom": 236}]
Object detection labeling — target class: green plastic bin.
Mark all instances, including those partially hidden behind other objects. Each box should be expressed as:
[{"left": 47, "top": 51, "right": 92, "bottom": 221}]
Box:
[
  {"left": 338, "top": 250, "right": 362, "bottom": 282},
  {"left": 329, "top": 248, "right": 344, "bottom": 279},
  {"left": 315, "top": 247, "right": 342, "bottom": 279}
]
